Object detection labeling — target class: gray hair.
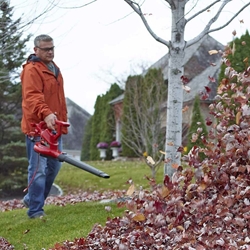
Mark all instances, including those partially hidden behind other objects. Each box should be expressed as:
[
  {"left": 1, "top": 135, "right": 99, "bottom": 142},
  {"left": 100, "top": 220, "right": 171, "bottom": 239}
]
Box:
[{"left": 34, "top": 34, "right": 53, "bottom": 47}]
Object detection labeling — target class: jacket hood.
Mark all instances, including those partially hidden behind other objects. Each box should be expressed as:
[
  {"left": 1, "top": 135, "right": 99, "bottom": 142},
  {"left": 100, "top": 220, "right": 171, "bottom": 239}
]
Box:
[
  {"left": 27, "top": 54, "right": 41, "bottom": 62},
  {"left": 24, "top": 54, "right": 60, "bottom": 78}
]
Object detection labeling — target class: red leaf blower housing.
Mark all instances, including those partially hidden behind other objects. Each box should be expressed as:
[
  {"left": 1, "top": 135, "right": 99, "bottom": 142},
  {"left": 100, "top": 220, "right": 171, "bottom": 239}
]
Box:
[{"left": 31, "top": 120, "right": 110, "bottom": 179}]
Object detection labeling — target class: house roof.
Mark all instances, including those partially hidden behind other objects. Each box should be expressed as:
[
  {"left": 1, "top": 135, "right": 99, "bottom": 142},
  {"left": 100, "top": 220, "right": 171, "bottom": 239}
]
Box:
[
  {"left": 109, "top": 93, "right": 124, "bottom": 105},
  {"left": 110, "top": 35, "right": 225, "bottom": 104},
  {"left": 149, "top": 35, "right": 225, "bottom": 102}
]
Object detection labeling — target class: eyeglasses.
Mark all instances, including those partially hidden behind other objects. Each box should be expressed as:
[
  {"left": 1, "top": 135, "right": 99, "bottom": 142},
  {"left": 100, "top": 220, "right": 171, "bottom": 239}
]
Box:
[{"left": 36, "top": 46, "right": 55, "bottom": 52}]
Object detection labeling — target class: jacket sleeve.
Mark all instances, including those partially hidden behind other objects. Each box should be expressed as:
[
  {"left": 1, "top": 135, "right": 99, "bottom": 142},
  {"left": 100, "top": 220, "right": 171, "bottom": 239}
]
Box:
[{"left": 21, "top": 65, "right": 52, "bottom": 120}]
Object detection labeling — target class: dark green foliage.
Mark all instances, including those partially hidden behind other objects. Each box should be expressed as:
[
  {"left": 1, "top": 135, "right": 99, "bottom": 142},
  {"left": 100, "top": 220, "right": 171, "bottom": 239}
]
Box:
[
  {"left": 81, "top": 117, "right": 92, "bottom": 161},
  {"left": 186, "top": 95, "right": 208, "bottom": 159},
  {"left": 218, "top": 30, "right": 250, "bottom": 121},
  {"left": 0, "top": 2, "right": 31, "bottom": 197},
  {"left": 219, "top": 30, "right": 250, "bottom": 83},
  {"left": 89, "top": 83, "right": 123, "bottom": 160},
  {"left": 121, "top": 75, "right": 142, "bottom": 157},
  {"left": 121, "top": 68, "right": 167, "bottom": 159}
]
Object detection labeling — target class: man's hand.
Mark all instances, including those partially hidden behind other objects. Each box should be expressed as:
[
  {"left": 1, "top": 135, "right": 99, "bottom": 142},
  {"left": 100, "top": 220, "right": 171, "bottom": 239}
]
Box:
[{"left": 44, "top": 113, "right": 57, "bottom": 130}]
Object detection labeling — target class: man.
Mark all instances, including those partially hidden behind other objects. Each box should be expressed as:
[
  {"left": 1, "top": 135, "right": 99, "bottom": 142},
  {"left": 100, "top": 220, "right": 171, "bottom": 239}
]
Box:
[{"left": 21, "top": 34, "right": 68, "bottom": 218}]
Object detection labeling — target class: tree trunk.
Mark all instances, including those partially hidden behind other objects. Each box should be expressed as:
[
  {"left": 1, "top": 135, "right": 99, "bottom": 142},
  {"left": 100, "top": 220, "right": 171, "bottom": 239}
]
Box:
[{"left": 164, "top": 1, "right": 186, "bottom": 177}]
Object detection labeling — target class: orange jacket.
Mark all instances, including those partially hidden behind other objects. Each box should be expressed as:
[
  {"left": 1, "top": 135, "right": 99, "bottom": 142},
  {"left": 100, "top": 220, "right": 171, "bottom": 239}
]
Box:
[{"left": 21, "top": 54, "right": 68, "bottom": 134}]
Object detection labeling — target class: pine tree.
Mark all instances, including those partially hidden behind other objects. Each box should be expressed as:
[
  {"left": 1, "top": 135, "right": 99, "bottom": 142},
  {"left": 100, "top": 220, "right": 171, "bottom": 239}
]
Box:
[
  {"left": 186, "top": 95, "right": 208, "bottom": 160},
  {"left": 81, "top": 117, "right": 92, "bottom": 161},
  {"left": 0, "top": 1, "right": 31, "bottom": 197},
  {"left": 218, "top": 30, "right": 250, "bottom": 123},
  {"left": 89, "top": 83, "right": 123, "bottom": 160},
  {"left": 219, "top": 30, "right": 250, "bottom": 82}
]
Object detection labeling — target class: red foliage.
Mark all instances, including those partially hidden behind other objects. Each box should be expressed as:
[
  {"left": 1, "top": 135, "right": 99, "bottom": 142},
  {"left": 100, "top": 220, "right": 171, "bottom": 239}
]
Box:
[
  {"left": 0, "top": 190, "right": 125, "bottom": 212},
  {"left": 0, "top": 237, "right": 14, "bottom": 250}
]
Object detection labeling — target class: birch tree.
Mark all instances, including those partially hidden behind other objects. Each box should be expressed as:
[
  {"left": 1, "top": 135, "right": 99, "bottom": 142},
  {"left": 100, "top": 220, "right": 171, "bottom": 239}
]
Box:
[{"left": 124, "top": 0, "right": 250, "bottom": 177}]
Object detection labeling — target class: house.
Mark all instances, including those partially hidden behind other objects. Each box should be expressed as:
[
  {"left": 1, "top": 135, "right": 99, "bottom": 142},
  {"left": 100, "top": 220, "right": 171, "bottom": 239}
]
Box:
[
  {"left": 110, "top": 35, "right": 225, "bottom": 144},
  {"left": 62, "top": 97, "right": 91, "bottom": 153}
]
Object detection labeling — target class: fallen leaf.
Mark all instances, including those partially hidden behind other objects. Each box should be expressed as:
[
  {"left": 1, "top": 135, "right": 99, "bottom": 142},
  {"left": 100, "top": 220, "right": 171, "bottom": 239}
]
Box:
[
  {"left": 159, "top": 185, "right": 169, "bottom": 198},
  {"left": 183, "top": 85, "right": 191, "bottom": 93},
  {"left": 105, "top": 206, "right": 111, "bottom": 212},
  {"left": 197, "top": 182, "right": 207, "bottom": 192},
  {"left": 172, "top": 163, "right": 179, "bottom": 169},
  {"left": 159, "top": 150, "right": 166, "bottom": 155},
  {"left": 133, "top": 213, "right": 146, "bottom": 222},
  {"left": 182, "top": 105, "right": 189, "bottom": 112},
  {"left": 232, "top": 42, "right": 236, "bottom": 56},
  {"left": 208, "top": 76, "right": 216, "bottom": 82},
  {"left": 177, "top": 225, "right": 184, "bottom": 231},
  {"left": 208, "top": 50, "right": 218, "bottom": 55},
  {"left": 236, "top": 112, "right": 241, "bottom": 125},
  {"left": 181, "top": 75, "right": 189, "bottom": 84},
  {"left": 146, "top": 156, "right": 155, "bottom": 165},
  {"left": 126, "top": 184, "right": 135, "bottom": 196}
]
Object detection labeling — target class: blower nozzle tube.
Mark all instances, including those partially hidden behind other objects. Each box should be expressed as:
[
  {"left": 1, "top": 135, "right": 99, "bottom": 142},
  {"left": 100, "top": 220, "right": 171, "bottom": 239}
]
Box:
[{"left": 57, "top": 154, "right": 110, "bottom": 179}]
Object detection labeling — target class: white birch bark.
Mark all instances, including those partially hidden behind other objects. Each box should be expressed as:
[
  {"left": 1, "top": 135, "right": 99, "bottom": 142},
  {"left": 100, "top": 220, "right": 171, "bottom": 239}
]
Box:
[{"left": 165, "top": 1, "right": 186, "bottom": 177}]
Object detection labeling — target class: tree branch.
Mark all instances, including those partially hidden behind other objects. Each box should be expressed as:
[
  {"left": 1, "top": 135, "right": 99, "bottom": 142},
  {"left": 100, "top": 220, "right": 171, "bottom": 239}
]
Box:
[
  {"left": 165, "top": 0, "right": 175, "bottom": 9},
  {"left": 186, "top": 0, "right": 249, "bottom": 47},
  {"left": 124, "top": 0, "right": 170, "bottom": 47},
  {"left": 47, "top": 0, "right": 97, "bottom": 9},
  {"left": 208, "top": 2, "right": 250, "bottom": 35},
  {"left": 186, "top": 0, "right": 220, "bottom": 23}
]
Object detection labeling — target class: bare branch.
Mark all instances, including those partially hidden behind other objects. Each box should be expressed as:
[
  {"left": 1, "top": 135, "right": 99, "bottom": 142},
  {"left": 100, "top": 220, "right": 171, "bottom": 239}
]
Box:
[
  {"left": 165, "top": 0, "right": 175, "bottom": 8},
  {"left": 186, "top": 0, "right": 220, "bottom": 23},
  {"left": 124, "top": 0, "right": 170, "bottom": 47},
  {"left": 47, "top": 0, "right": 97, "bottom": 9},
  {"left": 208, "top": 2, "right": 250, "bottom": 35},
  {"left": 186, "top": 0, "right": 230, "bottom": 47},
  {"left": 17, "top": 2, "right": 55, "bottom": 30}
]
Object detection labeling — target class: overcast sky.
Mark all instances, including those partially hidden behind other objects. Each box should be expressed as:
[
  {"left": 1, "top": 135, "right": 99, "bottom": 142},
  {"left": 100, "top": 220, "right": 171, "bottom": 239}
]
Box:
[{"left": 10, "top": 0, "right": 250, "bottom": 115}]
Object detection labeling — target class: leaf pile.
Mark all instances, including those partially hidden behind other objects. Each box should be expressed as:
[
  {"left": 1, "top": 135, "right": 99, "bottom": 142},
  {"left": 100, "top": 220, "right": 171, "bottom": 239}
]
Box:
[
  {"left": 49, "top": 53, "right": 250, "bottom": 249},
  {"left": 0, "top": 237, "right": 14, "bottom": 250},
  {"left": 0, "top": 190, "right": 125, "bottom": 212}
]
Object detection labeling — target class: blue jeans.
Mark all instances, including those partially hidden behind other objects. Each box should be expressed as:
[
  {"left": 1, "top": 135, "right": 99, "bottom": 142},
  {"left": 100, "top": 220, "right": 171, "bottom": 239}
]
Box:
[{"left": 23, "top": 135, "right": 62, "bottom": 218}]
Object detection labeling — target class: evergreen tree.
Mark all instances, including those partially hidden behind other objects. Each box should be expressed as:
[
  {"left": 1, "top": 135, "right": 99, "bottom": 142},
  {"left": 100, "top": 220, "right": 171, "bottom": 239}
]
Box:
[
  {"left": 219, "top": 30, "right": 250, "bottom": 82},
  {"left": 89, "top": 83, "right": 123, "bottom": 160},
  {"left": 121, "top": 74, "right": 143, "bottom": 157},
  {"left": 81, "top": 116, "right": 92, "bottom": 161},
  {"left": 186, "top": 95, "right": 208, "bottom": 160},
  {"left": 0, "top": 1, "right": 31, "bottom": 197},
  {"left": 218, "top": 30, "right": 250, "bottom": 123}
]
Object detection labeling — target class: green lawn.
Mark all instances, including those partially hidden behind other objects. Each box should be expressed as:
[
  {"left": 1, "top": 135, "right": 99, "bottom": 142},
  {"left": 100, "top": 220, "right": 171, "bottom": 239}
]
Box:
[
  {"left": 0, "top": 202, "right": 124, "bottom": 250},
  {"left": 55, "top": 160, "right": 164, "bottom": 194},
  {"left": 1, "top": 160, "right": 164, "bottom": 249}
]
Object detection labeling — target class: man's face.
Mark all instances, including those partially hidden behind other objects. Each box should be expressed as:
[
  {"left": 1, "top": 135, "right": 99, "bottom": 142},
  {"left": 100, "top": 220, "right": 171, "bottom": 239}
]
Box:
[{"left": 34, "top": 40, "right": 54, "bottom": 64}]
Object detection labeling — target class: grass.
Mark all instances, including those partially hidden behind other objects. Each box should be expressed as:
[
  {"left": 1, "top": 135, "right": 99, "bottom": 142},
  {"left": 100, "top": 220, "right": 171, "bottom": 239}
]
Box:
[
  {"left": 0, "top": 202, "right": 124, "bottom": 250},
  {"left": 0, "top": 160, "right": 164, "bottom": 249},
  {"left": 55, "top": 160, "right": 165, "bottom": 194}
]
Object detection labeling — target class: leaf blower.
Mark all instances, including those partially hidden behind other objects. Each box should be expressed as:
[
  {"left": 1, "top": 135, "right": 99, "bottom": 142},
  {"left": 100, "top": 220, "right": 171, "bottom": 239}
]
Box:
[{"left": 31, "top": 120, "right": 110, "bottom": 179}]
